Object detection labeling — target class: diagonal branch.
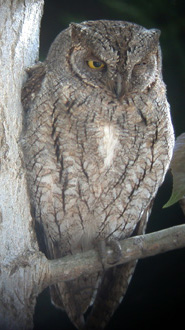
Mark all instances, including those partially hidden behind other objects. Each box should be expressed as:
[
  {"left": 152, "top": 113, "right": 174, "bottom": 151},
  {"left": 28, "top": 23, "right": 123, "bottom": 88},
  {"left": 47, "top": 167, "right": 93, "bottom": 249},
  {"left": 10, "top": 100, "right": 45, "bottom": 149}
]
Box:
[{"left": 43, "top": 224, "right": 185, "bottom": 289}]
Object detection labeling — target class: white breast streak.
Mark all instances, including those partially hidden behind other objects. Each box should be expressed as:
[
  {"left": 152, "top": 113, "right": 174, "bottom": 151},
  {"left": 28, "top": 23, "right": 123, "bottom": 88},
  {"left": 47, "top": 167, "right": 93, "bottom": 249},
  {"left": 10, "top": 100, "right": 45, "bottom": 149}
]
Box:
[{"left": 100, "top": 124, "right": 118, "bottom": 168}]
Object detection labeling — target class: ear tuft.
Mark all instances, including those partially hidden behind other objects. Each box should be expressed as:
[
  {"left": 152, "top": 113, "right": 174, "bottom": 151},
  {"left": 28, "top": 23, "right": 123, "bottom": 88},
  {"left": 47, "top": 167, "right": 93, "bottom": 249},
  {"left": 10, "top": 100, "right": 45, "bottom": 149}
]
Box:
[
  {"left": 148, "top": 28, "right": 161, "bottom": 43},
  {"left": 70, "top": 22, "right": 89, "bottom": 43}
]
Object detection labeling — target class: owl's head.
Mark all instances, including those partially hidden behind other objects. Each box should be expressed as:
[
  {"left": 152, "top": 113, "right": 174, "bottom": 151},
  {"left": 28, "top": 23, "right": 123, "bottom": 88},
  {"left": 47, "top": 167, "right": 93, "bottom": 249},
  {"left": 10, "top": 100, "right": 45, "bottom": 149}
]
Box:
[{"left": 47, "top": 20, "right": 162, "bottom": 98}]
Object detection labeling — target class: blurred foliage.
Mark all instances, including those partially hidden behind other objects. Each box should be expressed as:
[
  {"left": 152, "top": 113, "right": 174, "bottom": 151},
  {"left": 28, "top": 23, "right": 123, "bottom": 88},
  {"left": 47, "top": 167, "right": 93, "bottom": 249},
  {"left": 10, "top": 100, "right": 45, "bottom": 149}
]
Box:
[
  {"left": 41, "top": 0, "right": 185, "bottom": 136},
  {"left": 164, "top": 133, "right": 185, "bottom": 208}
]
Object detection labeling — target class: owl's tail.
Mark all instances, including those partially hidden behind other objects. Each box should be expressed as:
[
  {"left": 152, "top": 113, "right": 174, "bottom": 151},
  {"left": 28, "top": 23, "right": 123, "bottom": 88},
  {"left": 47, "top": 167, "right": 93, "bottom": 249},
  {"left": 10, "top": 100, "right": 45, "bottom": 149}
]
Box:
[
  {"left": 83, "top": 203, "right": 152, "bottom": 329},
  {"left": 50, "top": 204, "right": 152, "bottom": 329},
  {"left": 49, "top": 271, "right": 101, "bottom": 329},
  {"left": 50, "top": 262, "right": 136, "bottom": 330},
  {"left": 84, "top": 261, "right": 137, "bottom": 329}
]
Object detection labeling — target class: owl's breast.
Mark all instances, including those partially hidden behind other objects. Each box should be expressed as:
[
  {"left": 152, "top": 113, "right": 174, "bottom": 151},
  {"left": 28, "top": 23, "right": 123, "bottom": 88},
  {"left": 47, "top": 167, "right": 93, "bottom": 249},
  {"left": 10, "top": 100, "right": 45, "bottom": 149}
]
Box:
[
  {"left": 27, "top": 89, "right": 173, "bottom": 257},
  {"left": 97, "top": 124, "right": 119, "bottom": 169},
  {"left": 48, "top": 118, "right": 153, "bottom": 254}
]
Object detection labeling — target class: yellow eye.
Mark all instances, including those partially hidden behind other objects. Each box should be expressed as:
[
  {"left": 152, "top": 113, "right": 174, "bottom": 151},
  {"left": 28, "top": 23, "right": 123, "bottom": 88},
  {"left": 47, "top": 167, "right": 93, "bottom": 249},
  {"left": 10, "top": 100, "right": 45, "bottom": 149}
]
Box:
[{"left": 87, "top": 60, "right": 105, "bottom": 70}]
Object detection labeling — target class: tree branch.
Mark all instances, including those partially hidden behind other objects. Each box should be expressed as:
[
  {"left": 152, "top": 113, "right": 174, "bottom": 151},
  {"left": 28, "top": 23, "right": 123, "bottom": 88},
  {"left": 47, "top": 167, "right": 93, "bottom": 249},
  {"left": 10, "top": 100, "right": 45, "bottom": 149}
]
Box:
[{"left": 43, "top": 224, "right": 185, "bottom": 289}]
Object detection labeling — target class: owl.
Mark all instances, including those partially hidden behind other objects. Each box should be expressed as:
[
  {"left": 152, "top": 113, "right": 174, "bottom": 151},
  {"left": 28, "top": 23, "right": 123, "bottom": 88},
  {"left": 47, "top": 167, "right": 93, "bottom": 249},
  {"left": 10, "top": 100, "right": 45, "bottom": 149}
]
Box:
[{"left": 21, "top": 20, "right": 174, "bottom": 329}]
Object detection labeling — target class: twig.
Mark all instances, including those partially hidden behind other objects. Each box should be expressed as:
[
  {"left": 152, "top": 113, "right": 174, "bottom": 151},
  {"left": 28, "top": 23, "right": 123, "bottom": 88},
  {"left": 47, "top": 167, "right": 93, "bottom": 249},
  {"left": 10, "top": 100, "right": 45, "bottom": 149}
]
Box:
[{"left": 45, "top": 224, "right": 185, "bottom": 288}]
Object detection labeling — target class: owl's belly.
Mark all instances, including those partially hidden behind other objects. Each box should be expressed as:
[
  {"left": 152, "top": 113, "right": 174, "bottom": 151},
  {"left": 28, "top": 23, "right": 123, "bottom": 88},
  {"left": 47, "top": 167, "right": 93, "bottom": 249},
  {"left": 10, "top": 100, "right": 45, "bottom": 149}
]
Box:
[
  {"left": 41, "top": 153, "right": 158, "bottom": 256},
  {"left": 36, "top": 121, "right": 169, "bottom": 256}
]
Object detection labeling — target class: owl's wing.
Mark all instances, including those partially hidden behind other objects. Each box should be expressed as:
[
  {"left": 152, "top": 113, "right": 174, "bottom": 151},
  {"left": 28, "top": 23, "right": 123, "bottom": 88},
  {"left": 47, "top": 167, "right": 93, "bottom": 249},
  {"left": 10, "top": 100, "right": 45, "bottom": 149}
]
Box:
[
  {"left": 45, "top": 201, "right": 153, "bottom": 330},
  {"left": 84, "top": 201, "right": 153, "bottom": 330},
  {"left": 50, "top": 272, "right": 102, "bottom": 329},
  {"left": 35, "top": 211, "right": 102, "bottom": 328},
  {"left": 21, "top": 62, "right": 46, "bottom": 111},
  {"left": 34, "top": 210, "right": 101, "bottom": 329}
]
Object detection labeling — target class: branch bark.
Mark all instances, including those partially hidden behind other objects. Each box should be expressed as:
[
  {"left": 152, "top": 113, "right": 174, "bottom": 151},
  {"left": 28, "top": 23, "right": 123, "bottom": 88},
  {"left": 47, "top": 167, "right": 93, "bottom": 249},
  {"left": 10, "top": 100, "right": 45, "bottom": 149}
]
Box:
[{"left": 43, "top": 224, "right": 185, "bottom": 288}]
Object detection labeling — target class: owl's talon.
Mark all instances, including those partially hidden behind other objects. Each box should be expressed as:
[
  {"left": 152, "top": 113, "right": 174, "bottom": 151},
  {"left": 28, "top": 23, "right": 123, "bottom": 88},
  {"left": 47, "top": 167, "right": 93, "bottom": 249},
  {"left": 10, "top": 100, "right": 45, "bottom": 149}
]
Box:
[
  {"left": 96, "top": 240, "right": 107, "bottom": 270},
  {"left": 96, "top": 239, "right": 122, "bottom": 268},
  {"left": 106, "top": 238, "right": 122, "bottom": 265}
]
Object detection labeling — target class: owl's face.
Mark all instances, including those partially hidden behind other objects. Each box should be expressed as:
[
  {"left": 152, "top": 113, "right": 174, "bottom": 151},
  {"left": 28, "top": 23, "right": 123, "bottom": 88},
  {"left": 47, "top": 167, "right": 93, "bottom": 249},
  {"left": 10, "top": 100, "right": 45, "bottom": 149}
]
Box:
[{"left": 60, "top": 20, "right": 161, "bottom": 98}]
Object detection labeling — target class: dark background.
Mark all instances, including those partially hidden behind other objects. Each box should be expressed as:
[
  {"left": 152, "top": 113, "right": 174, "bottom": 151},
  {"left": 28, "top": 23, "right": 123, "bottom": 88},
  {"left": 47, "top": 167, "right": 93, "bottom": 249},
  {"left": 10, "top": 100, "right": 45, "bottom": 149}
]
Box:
[{"left": 34, "top": 0, "right": 185, "bottom": 329}]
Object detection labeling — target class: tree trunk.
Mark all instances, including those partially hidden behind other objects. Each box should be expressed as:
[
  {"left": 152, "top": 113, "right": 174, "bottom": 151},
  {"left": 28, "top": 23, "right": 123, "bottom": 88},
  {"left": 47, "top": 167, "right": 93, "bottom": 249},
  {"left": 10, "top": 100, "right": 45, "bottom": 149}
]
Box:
[{"left": 0, "top": 1, "right": 45, "bottom": 329}]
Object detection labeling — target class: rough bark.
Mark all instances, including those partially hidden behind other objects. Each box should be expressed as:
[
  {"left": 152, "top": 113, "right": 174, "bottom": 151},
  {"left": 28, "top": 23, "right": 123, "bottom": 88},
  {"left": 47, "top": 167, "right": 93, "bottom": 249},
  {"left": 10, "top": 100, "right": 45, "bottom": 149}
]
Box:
[{"left": 0, "top": 1, "right": 45, "bottom": 329}]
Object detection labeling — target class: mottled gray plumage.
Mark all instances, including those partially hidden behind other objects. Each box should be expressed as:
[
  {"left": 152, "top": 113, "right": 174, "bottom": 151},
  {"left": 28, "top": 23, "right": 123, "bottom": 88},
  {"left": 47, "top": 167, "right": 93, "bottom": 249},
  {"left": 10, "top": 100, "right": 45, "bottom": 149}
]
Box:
[{"left": 21, "top": 20, "right": 174, "bottom": 329}]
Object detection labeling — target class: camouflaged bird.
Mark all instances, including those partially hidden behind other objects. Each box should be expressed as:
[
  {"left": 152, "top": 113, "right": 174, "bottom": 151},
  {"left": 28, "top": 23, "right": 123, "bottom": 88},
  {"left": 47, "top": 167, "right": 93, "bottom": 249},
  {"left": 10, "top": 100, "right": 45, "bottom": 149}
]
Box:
[{"left": 21, "top": 20, "right": 174, "bottom": 329}]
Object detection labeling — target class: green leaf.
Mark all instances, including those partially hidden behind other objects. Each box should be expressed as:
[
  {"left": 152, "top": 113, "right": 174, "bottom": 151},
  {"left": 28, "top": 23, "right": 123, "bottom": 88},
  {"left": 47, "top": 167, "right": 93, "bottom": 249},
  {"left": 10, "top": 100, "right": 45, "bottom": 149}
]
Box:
[{"left": 163, "top": 133, "right": 185, "bottom": 208}]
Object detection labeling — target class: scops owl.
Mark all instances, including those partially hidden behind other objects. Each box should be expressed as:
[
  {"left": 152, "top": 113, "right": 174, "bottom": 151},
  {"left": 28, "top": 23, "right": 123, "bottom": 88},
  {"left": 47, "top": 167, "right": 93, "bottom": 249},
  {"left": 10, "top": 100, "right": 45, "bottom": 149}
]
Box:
[{"left": 22, "top": 20, "right": 174, "bottom": 329}]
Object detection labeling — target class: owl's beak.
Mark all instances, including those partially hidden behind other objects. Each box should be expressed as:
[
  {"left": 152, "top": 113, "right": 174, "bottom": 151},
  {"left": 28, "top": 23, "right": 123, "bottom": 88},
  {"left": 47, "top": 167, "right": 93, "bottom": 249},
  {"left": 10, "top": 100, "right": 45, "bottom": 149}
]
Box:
[
  {"left": 114, "top": 73, "right": 128, "bottom": 98},
  {"left": 115, "top": 73, "right": 123, "bottom": 98},
  {"left": 106, "top": 73, "right": 127, "bottom": 98}
]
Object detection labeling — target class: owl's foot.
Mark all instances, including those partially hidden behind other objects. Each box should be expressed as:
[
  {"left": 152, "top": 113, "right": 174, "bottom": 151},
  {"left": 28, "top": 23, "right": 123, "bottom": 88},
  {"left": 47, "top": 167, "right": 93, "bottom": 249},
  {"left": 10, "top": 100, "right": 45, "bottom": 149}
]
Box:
[
  {"left": 106, "top": 238, "right": 122, "bottom": 264},
  {"left": 96, "top": 238, "right": 122, "bottom": 269}
]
